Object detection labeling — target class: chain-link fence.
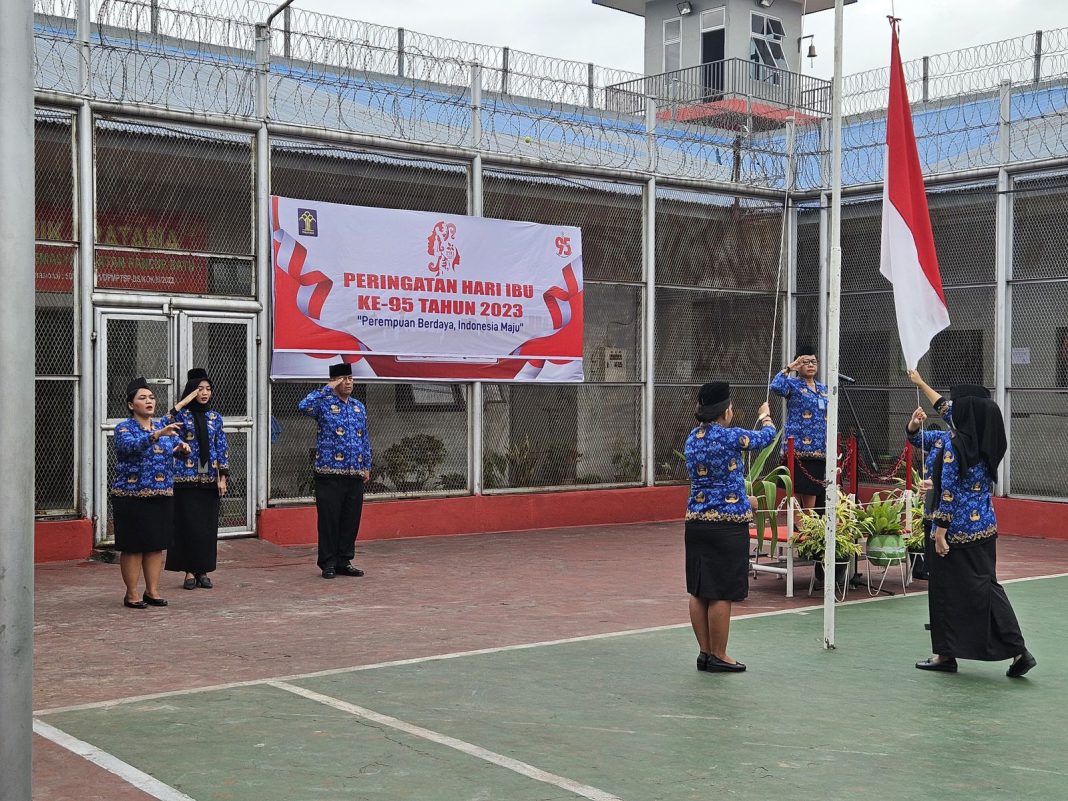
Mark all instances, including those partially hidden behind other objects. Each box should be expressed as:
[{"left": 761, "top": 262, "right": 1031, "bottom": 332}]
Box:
[
  {"left": 269, "top": 381, "right": 470, "bottom": 502},
  {"left": 35, "top": 108, "right": 79, "bottom": 516},
  {"left": 94, "top": 118, "right": 255, "bottom": 296}
]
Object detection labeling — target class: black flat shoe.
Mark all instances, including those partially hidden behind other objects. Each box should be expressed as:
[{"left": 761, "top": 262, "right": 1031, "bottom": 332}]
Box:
[
  {"left": 124, "top": 598, "right": 148, "bottom": 609},
  {"left": 707, "top": 655, "right": 746, "bottom": 673},
  {"left": 142, "top": 594, "right": 169, "bottom": 607},
  {"left": 696, "top": 652, "right": 710, "bottom": 672},
  {"left": 337, "top": 564, "right": 364, "bottom": 577},
  {"left": 321, "top": 568, "right": 336, "bottom": 579},
  {"left": 183, "top": 577, "right": 197, "bottom": 590},
  {"left": 915, "top": 657, "right": 957, "bottom": 672},
  {"left": 924, "top": 623, "right": 931, "bottom": 631},
  {"left": 196, "top": 575, "right": 213, "bottom": 589},
  {"left": 1007, "top": 650, "right": 1037, "bottom": 678}
]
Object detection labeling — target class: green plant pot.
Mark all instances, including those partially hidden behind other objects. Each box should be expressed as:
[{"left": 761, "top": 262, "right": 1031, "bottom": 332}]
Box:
[{"left": 867, "top": 534, "right": 907, "bottom": 567}]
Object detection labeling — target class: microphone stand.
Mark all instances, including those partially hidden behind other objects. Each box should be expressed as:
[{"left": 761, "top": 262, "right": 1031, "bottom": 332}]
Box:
[{"left": 840, "top": 383, "right": 879, "bottom": 472}]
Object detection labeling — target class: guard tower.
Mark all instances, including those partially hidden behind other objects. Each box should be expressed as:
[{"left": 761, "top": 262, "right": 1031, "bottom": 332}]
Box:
[{"left": 595, "top": 0, "right": 847, "bottom": 129}]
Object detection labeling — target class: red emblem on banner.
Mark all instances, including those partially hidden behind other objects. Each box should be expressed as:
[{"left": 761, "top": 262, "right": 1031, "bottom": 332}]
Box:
[{"left": 427, "top": 221, "right": 460, "bottom": 275}]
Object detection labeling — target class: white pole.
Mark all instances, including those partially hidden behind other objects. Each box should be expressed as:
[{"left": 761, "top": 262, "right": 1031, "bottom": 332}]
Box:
[
  {"left": 644, "top": 97, "right": 657, "bottom": 486},
  {"left": 0, "top": 0, "right": 37, "bottom": 797},
  {"left": 469, "top": 62, "right": 484, "bottom": 494},
  {"left": 822, "top": 0, "right": 846, "bottom": 649}
]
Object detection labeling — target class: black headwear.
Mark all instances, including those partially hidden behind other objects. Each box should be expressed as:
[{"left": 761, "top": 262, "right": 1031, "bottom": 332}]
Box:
[
  {"left": 794, "top": 345, "right": 817, "bottom": 361},
  {"left": 695, "top": 381, "right": 731, "bottom": 423},
  {"left": 950, "top": 394, "right": 1007, "bottom": 480},
  {"left": 125, "top": 377, "right": 149, "bottom": 403},
  {"left": 181, "top": 368, "right": 213, "bottom": 469},
  {"left": 329, "top": 362, "right": 353, "bottom": 378},
  {"left": 950, "top": 384, "right": 990, "bottom": 401}
]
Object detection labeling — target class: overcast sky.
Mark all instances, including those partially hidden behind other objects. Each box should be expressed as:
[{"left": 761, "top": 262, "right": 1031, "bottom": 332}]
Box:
[{"left": 292, "top": 0, "right": 1064, "bottom": 79}]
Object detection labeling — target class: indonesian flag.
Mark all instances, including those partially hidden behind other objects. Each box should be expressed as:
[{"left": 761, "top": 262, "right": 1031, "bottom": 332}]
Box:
[{"left": 879, "top": 22, "right": 950, "bottom": 369}]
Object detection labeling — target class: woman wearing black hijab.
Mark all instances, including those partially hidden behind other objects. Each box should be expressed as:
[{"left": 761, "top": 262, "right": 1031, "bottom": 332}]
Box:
[
  {"left": 165, "top": 368, "right": 230, "bottom": 590},
  {"left": 906, "top": 369, "right": 1035, "bottom": 678}
]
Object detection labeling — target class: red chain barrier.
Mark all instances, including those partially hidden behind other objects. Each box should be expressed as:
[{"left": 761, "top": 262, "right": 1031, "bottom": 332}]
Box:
[{"left": 855, "top": 442, "right": 911, "bottom": 484}]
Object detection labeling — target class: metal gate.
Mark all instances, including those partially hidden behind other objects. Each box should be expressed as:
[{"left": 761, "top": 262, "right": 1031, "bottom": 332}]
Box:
[{"left": 96, "top": 309, "right": 255, "bottom": 544}]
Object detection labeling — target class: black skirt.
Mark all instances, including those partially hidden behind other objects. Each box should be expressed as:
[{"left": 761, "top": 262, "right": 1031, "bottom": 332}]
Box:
[
  {"left": 794, "top": 457, "right": 827, "bottom": 500},
  {"left": 112, "top": 495, "right": 174, "bottom": 553},
  {"left": 684, "top": 520, "right": 750, "bottom": 601},
  {"left": 928, "top": 536, "right": 1026, "bottom": 661},
  {"left": 166, "top": 484, "right": 220, "bottom": 574}
]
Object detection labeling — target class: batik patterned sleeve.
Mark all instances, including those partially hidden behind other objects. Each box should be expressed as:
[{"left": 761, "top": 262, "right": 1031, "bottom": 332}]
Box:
[
  {"left": 730, "top": 424, "right": 776, "bottom": 452},
  {"left": 113, "top": 420, "right": 152, "bottom": 458},
  {"left": 215, "top": 416, "right": 230, "bottom": 476},
  {"left": 297, "top": 385, "right": 332, "bottom": 419},
  {"left": 769, "top": 372, "right": 794, "bottom": 399}
]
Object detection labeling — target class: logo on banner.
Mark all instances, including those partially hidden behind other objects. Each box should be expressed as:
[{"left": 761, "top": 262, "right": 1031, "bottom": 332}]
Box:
[
  {"left": 297, "top": 208, "right": 318, "bottom": 237},
  {"left": 427, "top": 221, "right": 460, "bottom": 275}
]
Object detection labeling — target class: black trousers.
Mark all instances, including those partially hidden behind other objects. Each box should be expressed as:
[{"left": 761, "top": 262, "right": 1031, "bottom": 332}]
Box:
[{"left": 314, "top": 475, "right": 365, "bottom": 570}]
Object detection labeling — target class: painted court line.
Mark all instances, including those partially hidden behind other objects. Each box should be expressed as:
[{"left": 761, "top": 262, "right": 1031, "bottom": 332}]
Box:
[
  {"left": 33, "top": 719, "right": 195, "bottom": 801},
  {"left": 35, "top": 570, "right": 1068, "bottom": 717},
  {"left": 267, "top": 680, "right": 623, "bottom": 801}
]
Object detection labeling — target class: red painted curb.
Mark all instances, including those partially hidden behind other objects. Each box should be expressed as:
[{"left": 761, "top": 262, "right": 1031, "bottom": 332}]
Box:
[{"left": 34, "top": 518, "right": 94, "bottom": 563}]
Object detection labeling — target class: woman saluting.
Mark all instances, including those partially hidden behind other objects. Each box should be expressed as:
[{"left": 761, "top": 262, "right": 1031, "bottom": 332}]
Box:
[{"left": 166, "top": 368, "right": 230, "bottom": 590}]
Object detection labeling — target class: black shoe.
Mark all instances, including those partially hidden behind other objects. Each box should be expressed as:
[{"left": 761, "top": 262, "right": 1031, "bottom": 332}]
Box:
[
  {"left": 915, "top": 656, "right": 957, "bottom": 672},
  {"left": 337, "top": 564, "right": 364, "bottom": 577},
  {"left": 707, "top": 655, "right": 746, "bottom": 673},
  {"left": 1007, "top": 650, "right": 1037, "bottom": 678},
  {"left": 321, "top": 568, "right": 336, "bottom": 579},
  {"left": 183, "top": 577, "right": 197, "bottom": 590},
  {"left": 142, "top": 594, "right": 169, "bottom": 607},
  {"left": 696, "top": 652, "right": 710, "bottom": 672},
  {"left": 196, "top": 575, "right": 213, "bottom": 589},
  {"left": 924, "top": 623, "right": 931, "bottom": 631},
  {"left": 124, "top": 597, "right": 148, "bottom": 609}
]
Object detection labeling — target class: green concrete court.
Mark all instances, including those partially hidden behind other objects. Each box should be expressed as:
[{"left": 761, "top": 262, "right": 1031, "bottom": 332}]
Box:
[{"left": 37, "top": 576, "right": 1065, "bottom": 801}]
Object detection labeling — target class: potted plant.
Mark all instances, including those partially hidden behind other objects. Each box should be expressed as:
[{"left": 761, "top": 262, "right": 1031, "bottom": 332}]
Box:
[
  {"left": 855, "top": 491, "right": 906, "bottom": 567},
  {"left": 381, "top": 434, "right": 446, "bottom": 493},
  {"left": 905, "top": 482, "right": 929, "bottom": 579},
  {"left": 791, "top": 496, "right": 863, "bottom": 587}
]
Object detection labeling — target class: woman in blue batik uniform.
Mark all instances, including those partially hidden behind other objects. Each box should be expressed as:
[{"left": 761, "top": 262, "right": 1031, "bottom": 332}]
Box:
[
  {"left": 908, "top": 423, "right": 949, "bottom": 582},
  {"left": 112, "top": 377, "right": 190, "bottom": 609},
  {"left": 165, "top": 368, "right": 230, "bottom": 591},
  {"left": 906, "top": 370, "right": 1035, "bottom": 678},
  {"left": 298, "top": 362, "right": 372, "bottom": 579},
  {"left": 769, "top": 348, "right": 829, "bottom": 513},
  {"left": 685, "top": 381, "right": 776, "bottom": 673}
]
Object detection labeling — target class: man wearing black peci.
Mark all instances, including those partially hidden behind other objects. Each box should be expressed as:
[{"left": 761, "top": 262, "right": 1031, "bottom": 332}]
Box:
[{"left": 298, "top": 362, "right": 372, "bottom": 579}]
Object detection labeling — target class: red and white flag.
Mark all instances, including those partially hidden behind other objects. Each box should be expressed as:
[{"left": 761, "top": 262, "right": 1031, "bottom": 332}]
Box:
[{"left": 879, "top": 22, "right": 950, "bottom": 369}]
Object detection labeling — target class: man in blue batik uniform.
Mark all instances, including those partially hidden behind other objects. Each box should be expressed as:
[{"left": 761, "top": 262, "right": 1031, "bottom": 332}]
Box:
[{"left": 298, "top": 362, "right": 372, "bottom": 579}]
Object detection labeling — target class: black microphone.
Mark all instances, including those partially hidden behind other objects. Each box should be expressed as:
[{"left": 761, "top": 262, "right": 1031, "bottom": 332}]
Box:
[{"left": 838, "top": 372, "right": 857, "bottom": 384}]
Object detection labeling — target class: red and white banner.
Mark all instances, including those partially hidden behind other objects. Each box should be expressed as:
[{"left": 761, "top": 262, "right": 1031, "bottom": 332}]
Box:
[
  {"left": 270, "top": 196, "right": 584, "bottom": 381},
  {"left": 879, "top": 23, "right": 950, "bottom": 369}
]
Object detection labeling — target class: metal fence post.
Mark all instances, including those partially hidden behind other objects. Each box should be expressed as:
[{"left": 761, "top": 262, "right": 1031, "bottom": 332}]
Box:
[
  {"left": 995, "top": 81, "right": 1012, "bottom": 495},
  {"left": 643, "top": 98, "right": 657, "bottom": 486},
  {"left": 469, "top": 62, "right": 484, "bottom": 495},
  {"left": 1033, "top": 30, "right": 1043, "bottom": 85},
  {"left": 588, "top": 62, "right": 596, "bottom": 108},
  {"left": 501, "top": 46, "right": 510, "bottom": 95},
  {"left": 283, "top": 5, "right": 292, "bottom": 61},
  {"left": 397, "top": 27, "right": 406, "bottom": 78},
  {"left": 254, "top": 20, "right": 272, "bottom": 514},
  {"left": 0, "top": 1, "right": 36, "bottom": 797},
  {"left": 921, "top": 55, "right": 929, "bottom": 103}
]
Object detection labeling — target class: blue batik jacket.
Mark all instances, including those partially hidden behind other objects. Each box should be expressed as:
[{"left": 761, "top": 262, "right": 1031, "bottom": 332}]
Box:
[
  {"left": 685, "top": 422, "right": 777, "bottom": 523},
  {"left": 921, "top": 399, "right": 998, "bottom": 546},
  {"left": 168, "top": 408, "right": 230, "bottom": 485},
  {"left": 769, "top": 373, "right": 828, "bottom": 458},
  {"left": 907, "top": 427, "right": 950, "bottom": 521},
  {"left": 297, "top": 386, "right": 372, "bottom": 476},
  {"left": 111, "top": 418, "right": 183, "bottom": 497}
]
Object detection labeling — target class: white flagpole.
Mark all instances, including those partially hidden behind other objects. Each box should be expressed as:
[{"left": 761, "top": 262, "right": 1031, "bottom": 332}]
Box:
[{"left": 823, "top": 0, "right": 846, "bottom": 649}]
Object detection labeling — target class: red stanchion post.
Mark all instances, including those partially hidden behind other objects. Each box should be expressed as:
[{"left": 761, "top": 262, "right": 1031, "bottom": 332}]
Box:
[
  {"left": 787, "top": 435, "right": 796, "bottom": 489},
  {"left": 905, "top": 440, "right": 913, "bottom": 491}
]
